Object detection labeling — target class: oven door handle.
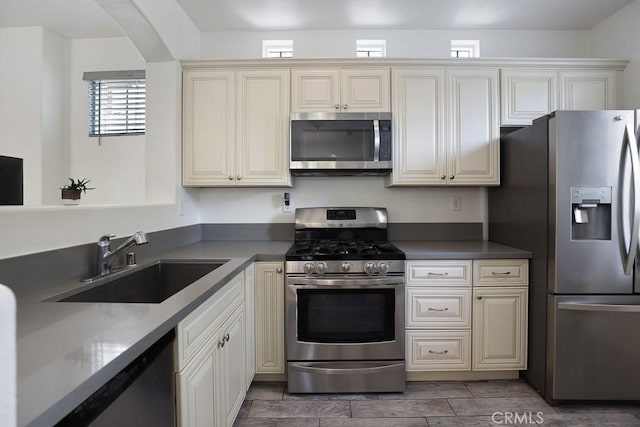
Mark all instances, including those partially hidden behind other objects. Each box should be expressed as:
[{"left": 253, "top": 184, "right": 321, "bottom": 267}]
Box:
[
  {"left": 291, "top": 362, "right": 405, "bottom": 375},
  {"left": 288, "top": 276, "right": 404, "bottom": 287}
]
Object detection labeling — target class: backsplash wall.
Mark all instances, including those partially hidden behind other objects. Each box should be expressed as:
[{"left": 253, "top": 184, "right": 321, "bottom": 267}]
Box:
[{"left": 198, "top": 177, "right": 486, "bottom": 228}]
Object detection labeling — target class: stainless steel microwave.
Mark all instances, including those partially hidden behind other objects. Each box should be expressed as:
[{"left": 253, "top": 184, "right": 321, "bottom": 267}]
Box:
[{"left": 290, "top": 112, "right": 392, "bottom": 176}]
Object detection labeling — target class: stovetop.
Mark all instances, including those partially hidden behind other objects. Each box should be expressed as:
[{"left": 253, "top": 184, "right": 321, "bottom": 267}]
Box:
[{"left": 286, "top": 239, "right": 405, "bottom": 261}]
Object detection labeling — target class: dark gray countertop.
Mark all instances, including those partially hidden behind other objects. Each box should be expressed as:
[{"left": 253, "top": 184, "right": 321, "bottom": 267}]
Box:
[
  {"left": 394, "top": 240, "right": 532, "bottom": 260},
  {"left": 16, "top": 241, "right": 291, "bottom": 427},
  {"left": 15, "top": 239, "right": 529, "bottom": 427}
]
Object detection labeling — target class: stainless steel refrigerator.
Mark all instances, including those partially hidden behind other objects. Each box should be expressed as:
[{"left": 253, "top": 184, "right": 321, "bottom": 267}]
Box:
[{"left": 489, "top": 110, "right": 640, "bottom": 403}]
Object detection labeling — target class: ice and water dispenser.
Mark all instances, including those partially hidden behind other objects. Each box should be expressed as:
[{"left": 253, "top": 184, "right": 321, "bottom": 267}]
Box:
[{"left": 571, "top": 187, "right": 612, "bottom": 240}]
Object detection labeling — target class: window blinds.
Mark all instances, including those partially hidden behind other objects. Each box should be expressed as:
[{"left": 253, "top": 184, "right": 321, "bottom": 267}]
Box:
[{"left": 83, "top": 70, "right": 146, "bottom": 137}]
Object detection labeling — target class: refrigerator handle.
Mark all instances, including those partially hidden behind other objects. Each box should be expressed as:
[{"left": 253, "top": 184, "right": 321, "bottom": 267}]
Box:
[
  {"left": 622, "top": 123, "right": 640, "bottom": 275},
  {"left": 559, "top": 302, "right": 640, "bottom": 313}
]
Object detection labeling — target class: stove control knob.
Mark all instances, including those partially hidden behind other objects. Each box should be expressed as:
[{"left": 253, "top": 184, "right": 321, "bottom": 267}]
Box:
[
  {"left": 376, "top": 262, "right": 390, "bottom": 275},
  {"left": 303, "top": 262, "right": 316, "bottom": 275},
  {"left": 315, "top": 262, "right": 328, "bottom": 275},
  {"left": 364, "top": 262, "right": 377, "bottom": 275},
  {"left": 341, "top": 262, "right": 352, "bottom": 272}
]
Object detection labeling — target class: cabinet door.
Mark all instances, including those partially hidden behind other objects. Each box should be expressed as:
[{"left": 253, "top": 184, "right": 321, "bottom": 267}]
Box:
[
  {"left": 500, "top": 69, "right": 557, "bottom": 126},
  {"left": 244, "top": 264, "right": 255, "bottom": 388},
  {"left": 218, "top": 306, "right": 246, "bottom": 427},
  {"left": 559, "top": 70, "right": 617, "bottom": 110},
  {"left": 291, "top": 69, "right": 341, "bottom": 112},
  {"left": 473, "top": 287, "right": 528, "bottom": 370},
  {"left": 340, "top": 68, "right": 390, "bottom": 112},
  {"left": 447, "top": 68, "right": 500, "bottom": 186},
  {"left": 254, "top": 262, "right": 285, "bottom": 374},
  {"left": 387, "top": 68, "right": 446, "bottom": 186},
  {"left": 176, "top": 340, "right": 217, "bottom": 427},
  {"left": 236, "top": 69, "right": 291, "bottom": 186},
  {"left": 182, "top": 69, "right": 235, "bottom": 186}
]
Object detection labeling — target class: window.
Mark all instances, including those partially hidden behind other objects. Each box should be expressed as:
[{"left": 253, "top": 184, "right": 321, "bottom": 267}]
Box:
[
  {"left": 451, "top": 40, "right": 480, "bottom": 58},
  {"left": 83, "top": 70, "right": 146, "bottom": 137},
  {"left": 356, "top": 40, "right": 386, "bottom": 57},
  {"left": 263, "top": 40, "right": 293, "bottom": 58}
]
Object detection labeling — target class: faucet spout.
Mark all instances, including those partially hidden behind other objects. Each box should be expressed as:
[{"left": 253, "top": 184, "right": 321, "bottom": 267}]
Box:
[{"left": 96, "top": 231, "right": 149, "bottom": 276}]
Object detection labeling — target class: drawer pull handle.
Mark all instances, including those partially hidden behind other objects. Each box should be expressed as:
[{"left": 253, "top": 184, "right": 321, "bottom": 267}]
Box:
[
  {"left": 428, "top": 307, "right": 449, "bottom": 312},
  {"left": 219, "top": 333, "right": 231, "bottom": 348},
  {"left": 428, "top": 349, "right": 449, "bottom": 355},
  {"left": 427, "top": 272, "right": 448, "bottom": 276},
  {"left": 491, "top": 271, "right": 512, "bottom": 276}
]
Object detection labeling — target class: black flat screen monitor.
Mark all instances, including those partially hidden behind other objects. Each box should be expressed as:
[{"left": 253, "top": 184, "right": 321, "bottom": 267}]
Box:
[{"left": 0, "top": 155, "right": 23, "bottom": 205}]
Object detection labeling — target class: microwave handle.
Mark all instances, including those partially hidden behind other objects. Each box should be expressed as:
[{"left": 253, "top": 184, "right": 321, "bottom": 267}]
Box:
[{"left": 373, "top": 119, "right": 380, "bottom": 161}]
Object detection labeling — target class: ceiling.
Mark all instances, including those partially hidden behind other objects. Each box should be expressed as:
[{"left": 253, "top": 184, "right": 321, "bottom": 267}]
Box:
[{"left": 0, "top": 0, "right": 635, "bottom": 39}]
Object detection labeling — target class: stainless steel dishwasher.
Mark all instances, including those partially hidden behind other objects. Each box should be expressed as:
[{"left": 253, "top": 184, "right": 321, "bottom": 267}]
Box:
[{"left": 56, "top": 330, "right": 175, "bottom": 426}]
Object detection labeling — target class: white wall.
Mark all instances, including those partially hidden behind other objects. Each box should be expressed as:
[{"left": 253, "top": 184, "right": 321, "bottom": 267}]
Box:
[
  {"left": 0, "top": 27, "right": 44, "bottom": 206},
  {"left": 589, "top": 0, "right": 640, "bottom": 108},
  {"left": 67, "top": 38, "right": 147, "bottom": 205},
  {"left": 201, "top": 29, "right": 590, "bottom": 59},
  {"left": 0, "top": 35, "right": 199, "bottom": 260},
  {"left": 41, "top": 28, "right": 66, "bottom": 206}
]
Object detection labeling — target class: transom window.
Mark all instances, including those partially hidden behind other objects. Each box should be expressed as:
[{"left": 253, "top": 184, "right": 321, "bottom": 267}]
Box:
[
  {"left": 263, "top": 40, "right": 293, "bottom": 58},
  {"left": 451, "top": 40, "right": 480, "bottom": 58},
  {"left": 356, "top": 40, "right": 386, "bottom": 58},
  {"left": 83, "top": 70, "right": 146, "bottom": 137}
]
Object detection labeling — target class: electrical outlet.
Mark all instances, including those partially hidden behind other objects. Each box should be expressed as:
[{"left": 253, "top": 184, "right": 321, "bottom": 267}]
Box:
[
  {"left": 282, "top": 192, "right": 294, "bottom": 213},
  {"left": 282, "top": 201, "right": 294, "bottom": 213},
  {"left": 451, "top": 195, "right": 462, "bottom": 212}
]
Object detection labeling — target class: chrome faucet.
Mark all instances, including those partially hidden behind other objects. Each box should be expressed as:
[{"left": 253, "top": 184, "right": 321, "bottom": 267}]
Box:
[{"left": 96, "top": 231, "right": 149, "bottom": 276}]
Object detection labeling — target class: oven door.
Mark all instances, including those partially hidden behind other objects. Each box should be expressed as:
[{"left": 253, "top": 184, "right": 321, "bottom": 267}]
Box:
[{"left": 286, "top": 275, "right": 404, "bottom": 361}]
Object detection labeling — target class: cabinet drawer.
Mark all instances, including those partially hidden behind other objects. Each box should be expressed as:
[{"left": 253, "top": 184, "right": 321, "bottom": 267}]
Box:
[
  {"left": 406, "top": 288, "right": 471, "bottom": 329},
  {"left": 406, "top": 330, "right": 471, "bottom": 371},
  {"left": 176, "top": 272, "right": 244, "bottom": 369},
  {"left": 407, "top": 260, "right": 472, "bottom": 286},
  {"left": 473, "top": 259, "right": 529, "bottom": 286}
]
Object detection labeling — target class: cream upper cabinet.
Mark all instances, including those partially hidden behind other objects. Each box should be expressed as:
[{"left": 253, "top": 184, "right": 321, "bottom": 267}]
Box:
[
  {"left": 446, "top": 68, "right": 500, "bottom": 186},
  {"left": 182, "top": 69, "right": 235, "bottom": 186},
  {"left": 501, "top": 68, "right": 619, "bottom": 126},
  {"left": 182, "top": 67, "right": 291, "bottom": 187},
  {"left": 291, "top": 67, "right": 390, "bottom": 112},
  {"left": 387, "top": 67, "right": 447, "bottom": 185},
  {"left": 558, "top": 70, "right": 617, "bottom": 111},
  {"left": 500, "top": 69, "right": 557, "bottom": 126},
  {"left": 388, "top": 67, "right": 499, "bottom": 186}
]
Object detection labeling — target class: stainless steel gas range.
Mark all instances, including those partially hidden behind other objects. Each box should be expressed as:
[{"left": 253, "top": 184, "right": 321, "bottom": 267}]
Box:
[{"left": 285, "top": 207, "right": 406, "bottom": 393}]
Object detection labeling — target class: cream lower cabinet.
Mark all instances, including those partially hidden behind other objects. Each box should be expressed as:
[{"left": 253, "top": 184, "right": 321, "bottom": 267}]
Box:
[
  {"left": 387, "top": 67, "right": 499, "bottom": 186},
  {"left": 405, "top": 260, "right": 472, "bottom": 371},
  {"left": 182, "top": 67, "right": 291, "bottom": 187},
  {"left": 254, "top": 261, "right": 285, "bottom": 374},
  {"left": 175, "top": 271, "right": 247, "bottom": 427},
  {"left": 406, "top": 259, "right": 529, "bottom": 375},
  {"left": 244, "top": 263, "right": 256, "bottom": 388},
  {"left": 472, "top": 259, "right": 528, "bottom": 371}
]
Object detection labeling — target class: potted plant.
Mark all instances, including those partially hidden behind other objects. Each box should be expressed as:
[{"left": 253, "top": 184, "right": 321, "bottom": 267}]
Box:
[{"left": 61, "top": 178, "right": 94, "bottom": 204}]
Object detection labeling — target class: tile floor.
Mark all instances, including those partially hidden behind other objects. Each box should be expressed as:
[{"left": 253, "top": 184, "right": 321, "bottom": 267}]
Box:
[{"left": 233, "top": 380, "right": 640, "bottom": 426}]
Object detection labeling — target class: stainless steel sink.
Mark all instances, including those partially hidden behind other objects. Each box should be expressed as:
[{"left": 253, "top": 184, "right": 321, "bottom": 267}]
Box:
[{"left": 55, "top": 260, "right": 227, "bottom": 304}]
